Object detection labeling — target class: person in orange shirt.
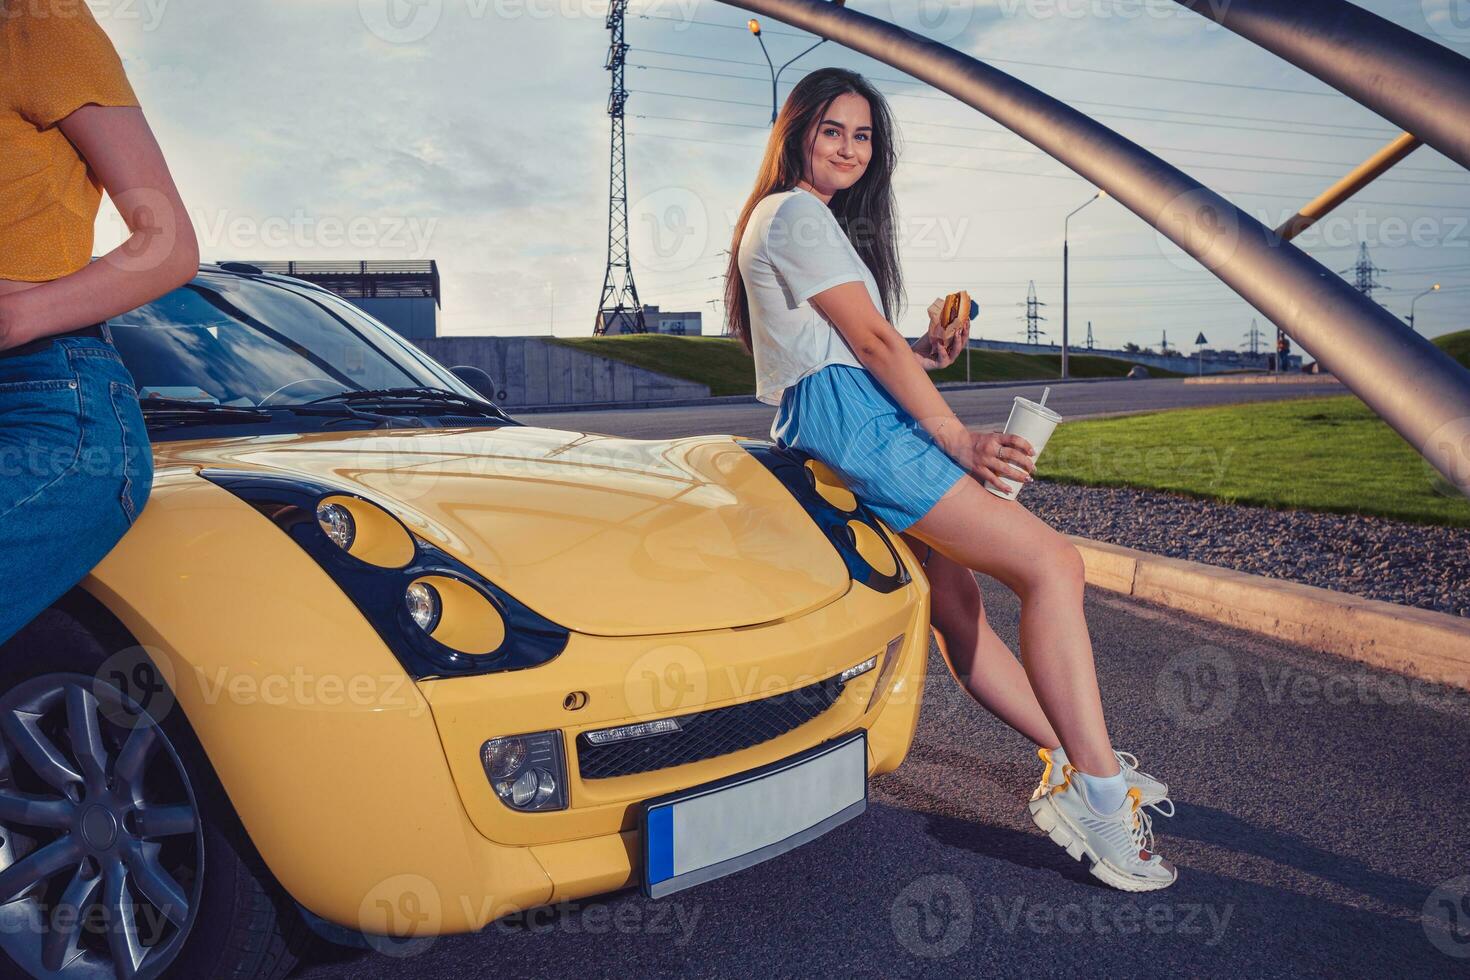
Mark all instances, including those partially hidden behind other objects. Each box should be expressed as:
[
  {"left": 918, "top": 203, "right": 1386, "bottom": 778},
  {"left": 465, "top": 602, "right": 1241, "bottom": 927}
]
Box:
[{"left": 0, "top": 0, "right": 198, "bottom": 646}]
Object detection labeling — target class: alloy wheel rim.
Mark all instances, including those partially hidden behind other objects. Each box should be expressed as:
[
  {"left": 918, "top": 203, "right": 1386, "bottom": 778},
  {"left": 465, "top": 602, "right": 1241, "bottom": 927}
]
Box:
[{"left": 0, "top": 672, "right": 204, "bottom": 979}]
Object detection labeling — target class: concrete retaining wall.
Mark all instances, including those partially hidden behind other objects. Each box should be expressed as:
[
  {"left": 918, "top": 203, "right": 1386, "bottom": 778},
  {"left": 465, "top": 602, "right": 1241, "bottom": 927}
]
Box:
[{"left": 411, "top": 336, "right": 710, "bottom": 409}]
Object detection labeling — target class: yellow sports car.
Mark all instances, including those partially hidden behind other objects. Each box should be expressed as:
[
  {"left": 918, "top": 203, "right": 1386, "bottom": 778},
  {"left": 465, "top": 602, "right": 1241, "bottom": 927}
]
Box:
[{"left": 0, "top": 264, "right": 934, "bottom": 979}]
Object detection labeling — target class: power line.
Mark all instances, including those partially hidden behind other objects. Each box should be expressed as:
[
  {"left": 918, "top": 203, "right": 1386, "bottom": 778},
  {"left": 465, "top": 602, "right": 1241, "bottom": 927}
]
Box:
[
  {"left": 625, "top": 123, "right": 1470, "bottom": 210},
  {"left": 631, "top": 111, "right": 1468, "bottom": 188},
  {"left": 631, "top": 15, "right": 1350, "bottom": 99},
  {"left": 629, "top": 61, "right": 1396, "bottom": 136},
  {"left": 628, "top": 62, "right": 1401, "bottom": 142}
]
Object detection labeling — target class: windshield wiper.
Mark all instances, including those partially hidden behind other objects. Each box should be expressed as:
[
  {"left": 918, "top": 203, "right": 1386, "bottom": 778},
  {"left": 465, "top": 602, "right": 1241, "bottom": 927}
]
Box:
[
  {"left": 300, "top": 386, "right": 509, "bottom": 419},
  {"left": 139, "top": 396, "right": 273, "bottom": 422}
]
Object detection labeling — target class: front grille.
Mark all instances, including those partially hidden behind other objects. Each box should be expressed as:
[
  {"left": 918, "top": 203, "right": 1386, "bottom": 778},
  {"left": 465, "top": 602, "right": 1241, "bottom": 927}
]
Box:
[{"left": 576, "top": 673, "right": 846, "bottom": 780}]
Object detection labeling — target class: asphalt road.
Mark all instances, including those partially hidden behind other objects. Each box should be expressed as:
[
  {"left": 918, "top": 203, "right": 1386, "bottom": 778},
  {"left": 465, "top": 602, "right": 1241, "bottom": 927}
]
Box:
[
  {"left": 511, "top": 376, "right": 1349, "bottom": 440},
  {"left": 292, "top": 582, "right": 1470, "bottom": 978},
  {"left": 291, "top": 377, "right": 1464, "bottom": 978}
]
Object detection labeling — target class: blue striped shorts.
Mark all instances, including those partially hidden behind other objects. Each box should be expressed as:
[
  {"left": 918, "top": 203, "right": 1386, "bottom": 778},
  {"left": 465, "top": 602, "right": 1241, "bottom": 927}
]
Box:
[{"left": 771, "top": 363, "right": 969, "bottom": 533}]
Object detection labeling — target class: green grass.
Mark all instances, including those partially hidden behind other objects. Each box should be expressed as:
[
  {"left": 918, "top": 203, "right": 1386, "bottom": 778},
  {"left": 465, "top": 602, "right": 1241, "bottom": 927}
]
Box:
[
  {"left": 547, "top": 335, "right": 1185, "bottom": 396},
  {"left": 1040, "top": 394, "right": 1470, "bottom": 527},
  {"left": 1433, "top": 327, "right": 1470, "bottom": 370},
  {"left": 924, "top": 349, "right": 1189, "bottom": 382}
]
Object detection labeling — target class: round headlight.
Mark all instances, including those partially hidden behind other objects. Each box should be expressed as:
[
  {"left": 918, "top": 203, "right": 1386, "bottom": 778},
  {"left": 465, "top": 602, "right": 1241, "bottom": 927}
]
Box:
[
  {"left": 510, "top": 768, "right": 557, "bottom": 809},
  {"left": 481, "top": 737, "right": 527, "bottom": 781},
  {"left": 316, "top": 501, "right": 357, "bottom": 551},
  {"left": 405, "top": 581, "right": 442, "bottom": 633}
]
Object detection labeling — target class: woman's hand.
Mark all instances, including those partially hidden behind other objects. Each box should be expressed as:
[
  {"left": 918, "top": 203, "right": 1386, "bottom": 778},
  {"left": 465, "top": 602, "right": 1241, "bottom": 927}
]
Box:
[{"left": 960, "top": 430, "right": 1037, "bottom": 494}]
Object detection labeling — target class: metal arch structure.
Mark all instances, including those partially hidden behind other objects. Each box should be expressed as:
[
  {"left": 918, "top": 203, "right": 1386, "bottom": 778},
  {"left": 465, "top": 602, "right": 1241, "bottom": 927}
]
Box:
[
  {"left": 1175, "top": 0, "right": 1470, "bottom": 172},
  {"left": 713, "top": 0, "right": 1470, "bottom": 497}
]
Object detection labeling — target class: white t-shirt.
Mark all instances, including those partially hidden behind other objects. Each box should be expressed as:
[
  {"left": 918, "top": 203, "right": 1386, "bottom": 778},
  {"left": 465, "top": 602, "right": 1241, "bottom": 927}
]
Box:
[{"left": 738, "top": 186, "right": 881, "bottom": 407}]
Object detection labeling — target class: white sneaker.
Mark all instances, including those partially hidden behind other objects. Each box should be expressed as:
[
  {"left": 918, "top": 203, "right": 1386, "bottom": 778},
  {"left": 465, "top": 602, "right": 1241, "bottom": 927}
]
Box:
[
  {"left": 1030, "top": 747, "right": 1175, "bottom": 817},
  {"left": 1028, "top": 765, "right": 1179, "bottom": 892}
]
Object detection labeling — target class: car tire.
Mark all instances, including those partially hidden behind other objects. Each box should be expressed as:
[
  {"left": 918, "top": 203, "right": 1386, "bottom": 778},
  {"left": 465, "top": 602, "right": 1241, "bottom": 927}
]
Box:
[{"left": 0, "top": 607, "right": 315, "bottom": 979}]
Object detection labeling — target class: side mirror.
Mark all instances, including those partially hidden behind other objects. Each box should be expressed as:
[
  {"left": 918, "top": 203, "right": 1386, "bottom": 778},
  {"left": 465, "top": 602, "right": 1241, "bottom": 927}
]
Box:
[{"left": 451, "top": 364, "right": 501, "bottom": 402}]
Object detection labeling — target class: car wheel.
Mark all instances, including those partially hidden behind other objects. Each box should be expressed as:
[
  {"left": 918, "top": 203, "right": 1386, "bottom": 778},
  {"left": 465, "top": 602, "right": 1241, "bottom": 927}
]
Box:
[{"left": 0, "top": 609, "right": 313, "bottom": 979}]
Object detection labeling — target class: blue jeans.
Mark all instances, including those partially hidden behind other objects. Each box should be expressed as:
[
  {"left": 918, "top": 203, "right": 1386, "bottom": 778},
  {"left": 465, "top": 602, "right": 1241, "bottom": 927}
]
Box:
[{"left": 0, "top": 329, "right": 152, "bottom": 646}]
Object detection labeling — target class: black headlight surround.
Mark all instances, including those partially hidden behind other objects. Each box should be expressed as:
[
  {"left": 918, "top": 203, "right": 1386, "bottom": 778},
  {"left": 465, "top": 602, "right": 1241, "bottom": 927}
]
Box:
[
  {"left": 735, "top": 440, "right": 910, "bottom": 593},
  {"left": 200, "top": 468, "right": 569, "bottom": 679}
]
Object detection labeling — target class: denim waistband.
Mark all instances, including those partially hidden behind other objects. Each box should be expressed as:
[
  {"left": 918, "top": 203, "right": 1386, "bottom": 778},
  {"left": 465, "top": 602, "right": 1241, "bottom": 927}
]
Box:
[{"left": 0, "top": 322, "right": 108, "bottom": 360}]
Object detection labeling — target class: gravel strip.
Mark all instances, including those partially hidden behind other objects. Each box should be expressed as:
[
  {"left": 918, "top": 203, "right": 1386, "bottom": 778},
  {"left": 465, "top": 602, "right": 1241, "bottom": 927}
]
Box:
[{"left": 1020, "top": 479, "right": 1470, "bottom": 619}]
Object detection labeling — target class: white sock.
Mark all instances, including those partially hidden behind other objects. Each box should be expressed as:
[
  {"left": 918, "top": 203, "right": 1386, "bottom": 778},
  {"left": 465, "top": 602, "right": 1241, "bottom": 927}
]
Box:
[{"left": 1077, "top": 769, "right": 1128, "bottom": 814}]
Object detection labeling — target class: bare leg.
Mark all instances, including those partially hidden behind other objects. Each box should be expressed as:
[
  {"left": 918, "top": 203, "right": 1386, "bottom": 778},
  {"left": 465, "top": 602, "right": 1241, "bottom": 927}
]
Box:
[
  {"left": 903, "top": 478, "right": 1120, "bottom": 778},
  {"left": 901, "top": 531, "right": 1060, "bottom": 750}
]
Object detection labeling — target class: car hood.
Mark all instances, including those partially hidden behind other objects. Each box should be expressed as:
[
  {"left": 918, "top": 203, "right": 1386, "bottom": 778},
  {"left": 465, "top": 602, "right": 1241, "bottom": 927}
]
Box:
[{"left": 155, "top": 424, "right": 853, "bottom": 636}]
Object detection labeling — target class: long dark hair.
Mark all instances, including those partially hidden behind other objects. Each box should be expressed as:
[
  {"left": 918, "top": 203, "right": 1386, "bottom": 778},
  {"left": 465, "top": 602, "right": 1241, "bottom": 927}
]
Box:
[{"left": 724, "top": 67, "right": 903, "bottom": 355}]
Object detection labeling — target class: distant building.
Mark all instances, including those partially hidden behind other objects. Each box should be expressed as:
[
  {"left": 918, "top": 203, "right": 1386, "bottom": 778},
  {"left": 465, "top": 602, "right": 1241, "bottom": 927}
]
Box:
[
  {"left": 599, "top": 304, "right": 703, "bottom": 337},
  {"left": 232, "top": 260, "right": 441, "bottom": 339}
]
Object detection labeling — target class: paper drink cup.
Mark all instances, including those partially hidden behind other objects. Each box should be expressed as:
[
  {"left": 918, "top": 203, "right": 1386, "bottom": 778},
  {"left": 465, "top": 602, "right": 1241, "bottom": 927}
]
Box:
[{"left": 984, "top": 396, "right": 1061, "bottom": 500}]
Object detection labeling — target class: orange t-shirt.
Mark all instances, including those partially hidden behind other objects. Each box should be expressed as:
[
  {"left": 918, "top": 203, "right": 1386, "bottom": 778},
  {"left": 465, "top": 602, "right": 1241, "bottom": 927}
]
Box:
[{"left": 0, "top": 0, "right": 140, "bottom": 282}]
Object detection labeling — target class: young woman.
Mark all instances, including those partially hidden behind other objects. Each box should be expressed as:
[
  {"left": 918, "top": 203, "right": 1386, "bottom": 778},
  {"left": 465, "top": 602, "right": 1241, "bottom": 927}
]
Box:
[
  {"left": 0, "top": 1, "right": 199, "bottom": 646},
  {"left": 725, "top": 67, "right": 1178, "bottom": 892}
]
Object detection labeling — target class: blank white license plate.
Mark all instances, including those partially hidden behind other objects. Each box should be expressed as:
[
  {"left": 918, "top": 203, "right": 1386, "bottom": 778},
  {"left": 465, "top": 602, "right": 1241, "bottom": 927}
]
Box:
[{"left": 640, "top": 731, "right": 868, "bottom": 899}]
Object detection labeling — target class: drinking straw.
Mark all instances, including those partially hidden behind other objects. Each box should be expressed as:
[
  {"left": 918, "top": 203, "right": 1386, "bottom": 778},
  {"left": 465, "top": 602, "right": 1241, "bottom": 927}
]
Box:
[{"left": 1040, "top": 386, "right": 1051, "bottom": 407}]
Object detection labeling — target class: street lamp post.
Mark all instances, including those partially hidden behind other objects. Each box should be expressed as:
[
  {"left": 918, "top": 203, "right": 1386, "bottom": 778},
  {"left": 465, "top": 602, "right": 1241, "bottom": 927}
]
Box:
[
  {"left": 1062, "top": 189, "right": 1106, "bottom": 380},
  {"left": 1407, "top": 282, "right": 1441, "bottom": 333},
  {"left": 748, "top": 12, "right": 839, "bottom": 125}
]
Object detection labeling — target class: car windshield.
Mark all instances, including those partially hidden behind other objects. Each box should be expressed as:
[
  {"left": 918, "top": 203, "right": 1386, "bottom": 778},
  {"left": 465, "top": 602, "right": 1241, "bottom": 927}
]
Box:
[{"left": 108, "top": 271, "right": 511, "bottom": 440}]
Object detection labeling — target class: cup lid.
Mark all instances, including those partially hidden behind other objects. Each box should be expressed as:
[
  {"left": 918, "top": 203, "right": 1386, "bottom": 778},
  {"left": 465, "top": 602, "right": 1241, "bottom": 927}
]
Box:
[{"left": 1014, "top": 396, "right": 1062, "bottom": 422}]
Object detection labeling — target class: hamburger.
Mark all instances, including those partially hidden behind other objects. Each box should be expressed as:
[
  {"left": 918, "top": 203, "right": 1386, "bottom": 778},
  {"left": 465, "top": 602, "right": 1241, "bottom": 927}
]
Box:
[{"left": 928, "top": 290, "right": 976, "bottom": 342}]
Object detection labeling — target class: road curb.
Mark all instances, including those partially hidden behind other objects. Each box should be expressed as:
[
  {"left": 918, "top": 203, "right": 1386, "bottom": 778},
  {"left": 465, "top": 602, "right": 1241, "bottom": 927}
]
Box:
[
  {"left": 1068, "top": 536, "right": 1470, "bottom": 691},
  {"left": 1183, "top": 374, "right": 1343, "bottom": 385}
]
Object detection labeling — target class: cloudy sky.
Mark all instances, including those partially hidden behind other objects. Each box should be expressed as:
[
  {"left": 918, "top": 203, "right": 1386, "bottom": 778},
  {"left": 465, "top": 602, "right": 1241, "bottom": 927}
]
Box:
[{"left": 92, "top": 0, "right": 1469, "bottom": 353}]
